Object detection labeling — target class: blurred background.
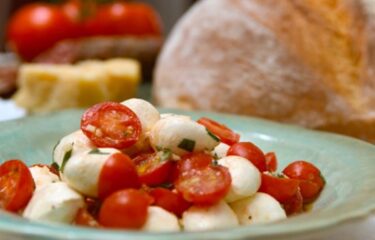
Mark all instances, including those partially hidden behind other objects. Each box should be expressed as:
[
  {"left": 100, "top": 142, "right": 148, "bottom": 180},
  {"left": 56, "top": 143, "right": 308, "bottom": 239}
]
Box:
[{"left": 0, "top": 0, "right": 195, "bottom": 50}]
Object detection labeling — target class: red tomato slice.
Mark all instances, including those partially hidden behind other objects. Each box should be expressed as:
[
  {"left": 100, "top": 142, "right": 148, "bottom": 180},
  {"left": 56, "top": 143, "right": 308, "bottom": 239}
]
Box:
[
  {"left": 149, "top": 188, "right": 191, "bottom": 217},
  {"left": 98, "top": 153, "right": 141, "bottom": 200},
  {"left": 227, "top": 142, "right": 267, "bottom": 172},
  {"left": 282, "top": 188, "right": 303, "bottom": 216},
  {"left": 171, "top": 152, "right": 213, "bottom": 183},
  {"left": 258, "top": 173, "right": 300, "bottom": 203},
  {"left": 81, "top": 102, "right": 142, "bottom": 149},
  {"left": 265, "top": 152, "right": 278, "bottom": 172},
  {"left": 282, "top": 161, "right": 325, "bottom": 203},
  {"left": 178, "top": 152, "right": 213, "bottom": 172},
  {"left": 99, "top": 189, "right": 151, "bottom": 229},
  {"left": 175, "top": 165, "right": 231, "bottom": 205},
  {"left": 133, "top": 153, "right": 174, "bottom": 187},
  {"left": 75, "top": 208, "right": 100, "bottom": 228},
  {"left": 197, "top": 117, "right": 240, "bottom": 145},
  {"left": 0, "top": 160, "right": 35, "bottom": 212}
]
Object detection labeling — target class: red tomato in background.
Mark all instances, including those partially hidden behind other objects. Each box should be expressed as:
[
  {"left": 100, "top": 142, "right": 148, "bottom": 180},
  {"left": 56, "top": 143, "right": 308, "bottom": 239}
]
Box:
[
  {"left": 175, "top": 165, "right": 231, "bottom": 205},
  {"left": 227, "top": 142, "right": 267, "bottom": 172},
  {"left": 258, "top": 173, "right": 300, "bottom": 203},
  {"left": 0, "top": 160, "right": 35, "bottom": 212},
  {"left": 283, "top": 161, "right": 325, "bottom": 203},
  {"left": 265, "top": 152, "right": 278, "bottom": 172},
  {"left": 81, "top": 102, "right": 142, "bottom": 149},
  {"left": 7, "top": 1, "right": 162, "bottom": 61},
  {"left": 6, "top": 3, "right": 79, "bottom": 61},
  {"left": 197, "top": 117, "right": 240, "bottom": 145},
  {"left": 84, "top": 2, "right": 162, "bottom": 37},
  {"left": 99, "top": 189, "right": 152, "bottom": 229},
  {"left": 149, "top": 188, "right": 191, "bottom": 217},
  {"left": 98, "top": 153, "right": 141, "bottom": 200},
  {"left": 133, "top": 152, "right": 175, "bottom": 187}
]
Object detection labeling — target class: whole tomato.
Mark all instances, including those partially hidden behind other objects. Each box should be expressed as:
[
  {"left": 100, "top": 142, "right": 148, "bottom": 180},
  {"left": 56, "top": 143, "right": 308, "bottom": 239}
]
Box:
[
  {"left": 7, "top": 3, "right": 79, "bottom": 61},
  {"left": 83, "top": 2, "right": 163, "bottom": 37}
]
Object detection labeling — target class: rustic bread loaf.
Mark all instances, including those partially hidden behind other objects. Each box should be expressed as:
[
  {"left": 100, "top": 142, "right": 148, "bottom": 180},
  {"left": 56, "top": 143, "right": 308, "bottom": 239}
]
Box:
[{"left": 153, "top": 0, "right": 375, "bottom": 143}]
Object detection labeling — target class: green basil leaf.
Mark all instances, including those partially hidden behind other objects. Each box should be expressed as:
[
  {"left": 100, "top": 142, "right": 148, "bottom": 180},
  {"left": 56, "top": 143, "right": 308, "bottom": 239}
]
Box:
[
  {"left": 88, "top": 148, "right": 109, "bottom": 155},
  {"left": 178, "top": 138, "right": 196, "bottom": 152},
  {"left": 51, "top": 162, "right": 60, "bottom": 172},
  {"left": 60, "top": 149, "right": 73, "bottom": 173},
  {"left": 206, "top": 129, "right": 220, "bottom": 142},
  {"left": 158, "top": 182, "right": 174, "bottom": 189},
  {"left": 160, "top": 149, "right": 172, "bottom": 162}
]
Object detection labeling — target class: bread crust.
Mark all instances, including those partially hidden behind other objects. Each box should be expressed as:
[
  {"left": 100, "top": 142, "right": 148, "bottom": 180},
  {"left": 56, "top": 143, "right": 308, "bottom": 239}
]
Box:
[{"left": 153, "top": 0, "right": 375, "bottom": 143}]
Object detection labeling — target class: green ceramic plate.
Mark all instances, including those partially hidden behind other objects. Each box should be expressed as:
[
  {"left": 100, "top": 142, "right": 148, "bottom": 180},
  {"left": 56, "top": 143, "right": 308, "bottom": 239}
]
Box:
[{"left": 0, "top": 109, "right": 374, "bottom": 240}]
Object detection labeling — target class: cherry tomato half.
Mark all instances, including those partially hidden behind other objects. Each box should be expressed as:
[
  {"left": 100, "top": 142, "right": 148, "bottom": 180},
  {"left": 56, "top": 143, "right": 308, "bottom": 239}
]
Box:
[
  {"left": 81, "top": 102, "right": 142, "bottom": 149},
  {"left": 133, "top": 152, "right": 174, "bottom": 187},
  {"left": 283, "top": 161, "right": 325, "bottom": 203},
  {"left": 171, "top": 152, "right": 213, "bottom": 183},
  {"left": 258, "top": 173, "right": 300, "bottom": 203},
  {"left": 7, "top": 3, "right": 78, "bottom": 61},
  {"left": 175, "top": 165, "right": 231, "bottom": 205},
  {"left": 99, "top": 189, "right": 152, "bottom": 229},
  {"left": 98, "top": 153, "right": 141, "bottom": 200},
  {"left": 149, "top": 188, "right": 191, "bottom": 217},
  {"left": 197, "top": 117, "right": 240, "bottom": 145},
  {"left": 0, "top": 160, "right": 35, "bottom": 212},
  {"left": 227, "top": 142, "right": 267, "bottom": 172},
  {"left": 75, "top": 208, "right": 100, "bottom": 228},
  {"left": 265, "top": 152, "right": 278, "bottom": 172},
  {"left": 282, "top": 187, "right": 303, "bottom": 216}
]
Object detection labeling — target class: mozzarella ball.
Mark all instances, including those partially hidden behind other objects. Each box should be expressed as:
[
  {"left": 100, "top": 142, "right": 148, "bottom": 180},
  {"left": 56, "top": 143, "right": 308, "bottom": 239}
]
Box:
[
  {"left": 160, "top": 113, "right": 191, "bottom": 120},
  {"left": 23, "top": 182, "right": 84, "bottom": 224},
  {"left": 212, "top": 143, "right": 230, "bottom": 159},
  {"left": 150, "top": 116, "right": 220, "bottom": 155},
  {"left": 218, "top": 156, "right": 261, "bottom": 202},
  {"left": 182, "top": 201, "right": 239, "bottom": 231},
  {"left": 121, "top": 98, "right": 160, "bottom": 152},
  {"left": 122, "top": 98, "right": 160, "bottom": 133},
  {"left": 29, "top": 165, "right": 59, "bottom": 189},
  {"left": 62, "top": 148, "right": 120, "bottom": 197},
  {"left": 230, "top": 192, "right": 287, "bottom": 225},
  {"left": 53, "top": 130, "right": 94, "bottom": 167},
  {"left": 142, "top": 207, "right": 181, "bottom": 232}
]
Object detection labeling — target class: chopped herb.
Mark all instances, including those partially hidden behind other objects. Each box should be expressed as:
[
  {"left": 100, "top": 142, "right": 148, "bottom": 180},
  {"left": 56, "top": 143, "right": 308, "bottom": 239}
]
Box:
[
  {"left": 51, "top": 162, "right": 60, "bottom": 172},
  {"left": 155, "top": 146, "right": 163, "bottom": 151},
  {"left": 178, "top": 138, "right": 195, "bottom": 152},
  {"left": 89, "top": 148, "right": 109, "bottom": 155},
  {"left": 270, "top": 172, "right": 284, "bottom": 178},
  {"left": 212, "top": 159, "right": 219, "bottom": 166},
  {"left": 213, "top": 152, "right": 219, "bottom": 160},
  {"left": 158, "top": 182, "right": 174, "bottom": 189},
  {"left": 206, "top": 129, "right": 220, "bottom": 142},
  {"left": 52, "top": 139, "right": 61, "bottom": 160},
  {"left": 60, "top": 148, "right": 73, "bottom": 173},
  {"left": 160, "top": 149, "right": 172, "bottom": 162}
]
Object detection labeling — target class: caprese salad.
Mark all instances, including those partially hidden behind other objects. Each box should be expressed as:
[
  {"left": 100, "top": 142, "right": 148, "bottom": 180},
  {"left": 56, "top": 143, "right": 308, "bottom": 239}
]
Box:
[{"left": 0, "top": 99, "right": 325, "bottom": 231}]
